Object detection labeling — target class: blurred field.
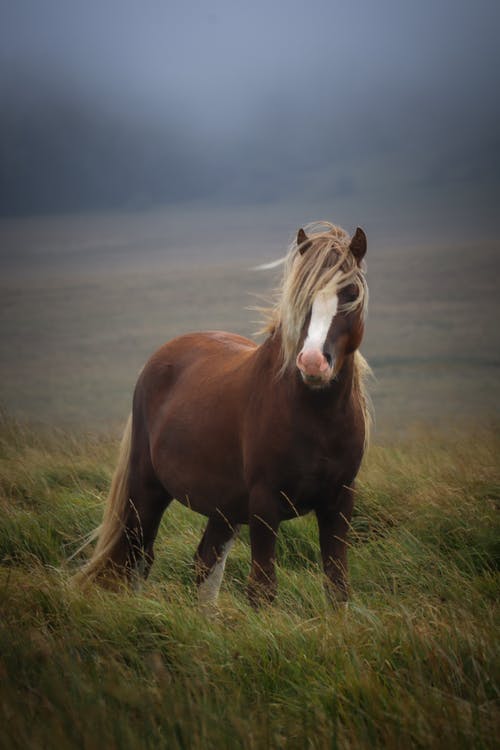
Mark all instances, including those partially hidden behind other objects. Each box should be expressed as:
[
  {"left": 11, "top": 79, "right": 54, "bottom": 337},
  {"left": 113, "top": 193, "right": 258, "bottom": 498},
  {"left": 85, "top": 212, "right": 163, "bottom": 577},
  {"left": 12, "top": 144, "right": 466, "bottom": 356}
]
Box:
[
  {"left": 0, "top": 213, "right": 498, "bottom": 432},
  {"left": 0, "top": 415, "right": 498, "bottom": 748}
]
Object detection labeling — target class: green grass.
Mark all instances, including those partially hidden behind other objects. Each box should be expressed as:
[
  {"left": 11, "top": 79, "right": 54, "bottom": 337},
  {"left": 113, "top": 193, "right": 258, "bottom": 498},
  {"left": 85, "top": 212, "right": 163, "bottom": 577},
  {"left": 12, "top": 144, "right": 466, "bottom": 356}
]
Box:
[{"left": 0, "top": 413, "right": 499, "bottom": 749}]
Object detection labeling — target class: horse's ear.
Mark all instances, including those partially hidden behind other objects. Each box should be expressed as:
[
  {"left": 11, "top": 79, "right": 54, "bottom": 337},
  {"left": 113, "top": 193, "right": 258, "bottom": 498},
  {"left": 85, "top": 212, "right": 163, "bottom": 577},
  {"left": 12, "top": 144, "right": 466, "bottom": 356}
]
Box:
[
  {"left": 350, "top": 227, "right": 367, "bottom": 263},
  {"left": 297, "top": 228, "right": 312, "bottom": 255}
]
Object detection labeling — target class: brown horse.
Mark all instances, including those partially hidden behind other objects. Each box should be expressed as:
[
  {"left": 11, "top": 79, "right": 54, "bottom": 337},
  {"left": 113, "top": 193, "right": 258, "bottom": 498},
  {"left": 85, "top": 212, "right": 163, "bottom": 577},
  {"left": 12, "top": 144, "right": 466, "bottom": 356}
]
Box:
[{"left": 77, "top": 221, "right": 371, "bottom": 607}]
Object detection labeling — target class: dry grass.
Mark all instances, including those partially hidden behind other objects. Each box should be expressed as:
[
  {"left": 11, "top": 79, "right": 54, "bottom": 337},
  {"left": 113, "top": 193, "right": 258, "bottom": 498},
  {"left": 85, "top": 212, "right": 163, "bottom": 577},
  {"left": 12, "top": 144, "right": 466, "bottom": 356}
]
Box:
[{"left": 0, "top": 415, "right": 498, "bottom": 749}]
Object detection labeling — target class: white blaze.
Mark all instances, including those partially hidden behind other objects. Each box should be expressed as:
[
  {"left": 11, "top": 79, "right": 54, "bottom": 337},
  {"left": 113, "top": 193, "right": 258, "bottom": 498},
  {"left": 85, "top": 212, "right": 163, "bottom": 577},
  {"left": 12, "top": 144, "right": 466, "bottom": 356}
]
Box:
[{"left": 302, "top": 286, "right": 339, "bottom": 354}]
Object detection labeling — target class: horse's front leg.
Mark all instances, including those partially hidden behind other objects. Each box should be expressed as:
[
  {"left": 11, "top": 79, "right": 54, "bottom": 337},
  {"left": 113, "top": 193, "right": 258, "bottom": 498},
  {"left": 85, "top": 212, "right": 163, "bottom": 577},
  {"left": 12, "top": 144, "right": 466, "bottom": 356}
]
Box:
[
  {"left": 248, "top": 489, "right": 280, "bottom": 607},
  {"left": 316, "top": 484, "right": 355, "bottom": 607}
]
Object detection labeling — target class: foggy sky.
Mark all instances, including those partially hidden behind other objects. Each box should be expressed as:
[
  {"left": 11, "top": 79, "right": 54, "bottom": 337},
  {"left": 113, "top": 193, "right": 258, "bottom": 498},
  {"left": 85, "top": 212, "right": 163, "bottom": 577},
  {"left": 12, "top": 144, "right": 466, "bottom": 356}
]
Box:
[{"left": 1, "top": 0, "right": 499, "bottom": 239}]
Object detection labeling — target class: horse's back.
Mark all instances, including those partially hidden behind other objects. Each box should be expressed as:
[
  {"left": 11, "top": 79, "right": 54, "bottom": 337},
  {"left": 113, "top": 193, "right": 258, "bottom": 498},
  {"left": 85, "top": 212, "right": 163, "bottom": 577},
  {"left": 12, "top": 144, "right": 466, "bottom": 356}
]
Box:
[{"left": 137, "top": 330, "right": 252, "bottom": 387}]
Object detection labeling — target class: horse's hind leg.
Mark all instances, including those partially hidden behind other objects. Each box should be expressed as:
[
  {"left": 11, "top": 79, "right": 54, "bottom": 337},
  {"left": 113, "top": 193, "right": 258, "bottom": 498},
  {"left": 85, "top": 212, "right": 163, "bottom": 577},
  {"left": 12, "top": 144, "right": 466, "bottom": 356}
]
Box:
[
  {"left": 123, "top": 472, "right": 172, "bottom": 585},
  {"left": 195, "top": 516, "right": 240, "bottom": 607}
]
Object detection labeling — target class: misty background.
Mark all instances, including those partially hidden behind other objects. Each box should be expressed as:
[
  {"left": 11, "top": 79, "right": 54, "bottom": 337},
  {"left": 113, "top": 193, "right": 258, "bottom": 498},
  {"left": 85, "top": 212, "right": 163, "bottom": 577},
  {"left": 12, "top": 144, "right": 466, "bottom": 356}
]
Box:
[
  {"left": 0, "top": 0, "right": 499, "bottom": 428},
  {"left": 1, "top": 0, "right": 499, "bottom": 236}
]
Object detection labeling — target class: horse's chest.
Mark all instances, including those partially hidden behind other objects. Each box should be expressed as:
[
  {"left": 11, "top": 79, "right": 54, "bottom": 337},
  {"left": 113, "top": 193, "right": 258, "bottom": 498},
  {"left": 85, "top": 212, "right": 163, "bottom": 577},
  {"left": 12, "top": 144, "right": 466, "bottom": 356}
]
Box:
[
  {"left": 291, "top": 453, "right": 343, "bottom": 504},
  {"left": 245, "top": 398, "right": 364, "bottom": 514},
  {"left": 275, "top": 439, "right": 359, "bottom": 516}
]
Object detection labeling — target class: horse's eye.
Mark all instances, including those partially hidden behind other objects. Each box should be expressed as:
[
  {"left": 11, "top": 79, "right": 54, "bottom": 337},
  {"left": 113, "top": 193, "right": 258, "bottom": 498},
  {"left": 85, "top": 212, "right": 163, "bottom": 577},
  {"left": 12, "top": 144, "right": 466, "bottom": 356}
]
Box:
[{"left": 343, "top": 285, "right": 358, "bottom": 303}]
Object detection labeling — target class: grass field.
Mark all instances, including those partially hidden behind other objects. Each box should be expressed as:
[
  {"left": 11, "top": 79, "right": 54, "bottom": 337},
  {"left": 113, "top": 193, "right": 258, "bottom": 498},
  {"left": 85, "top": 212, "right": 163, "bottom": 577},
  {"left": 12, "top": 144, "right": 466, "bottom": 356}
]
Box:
[
  {"left": 1, "top": 217, "right": 499, "bottom": 746},
  {"left": 0, "top": 414, "right": 498, "bottom": 749}
]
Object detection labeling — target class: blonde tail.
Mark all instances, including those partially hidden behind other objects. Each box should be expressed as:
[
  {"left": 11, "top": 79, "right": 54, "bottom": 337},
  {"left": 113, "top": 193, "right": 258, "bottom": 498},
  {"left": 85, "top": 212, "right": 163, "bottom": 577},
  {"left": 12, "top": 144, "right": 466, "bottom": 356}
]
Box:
[{"left": 74, "top": 414, "right": 133, "bottom": 586}]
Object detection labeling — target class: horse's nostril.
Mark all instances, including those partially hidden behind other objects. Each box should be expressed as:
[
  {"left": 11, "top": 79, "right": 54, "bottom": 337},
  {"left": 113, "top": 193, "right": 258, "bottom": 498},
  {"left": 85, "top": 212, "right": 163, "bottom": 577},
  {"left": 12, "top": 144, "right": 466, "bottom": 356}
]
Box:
[{"left": 323, "top": 352, "right": 332, "bottom": 367}]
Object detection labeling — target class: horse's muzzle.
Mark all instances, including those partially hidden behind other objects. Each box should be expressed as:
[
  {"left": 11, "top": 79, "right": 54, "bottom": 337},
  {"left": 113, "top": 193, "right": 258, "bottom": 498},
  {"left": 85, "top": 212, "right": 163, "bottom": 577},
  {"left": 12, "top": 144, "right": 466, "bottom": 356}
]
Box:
[{"left": 296, "top": 349, "right": 332, "bottom": 387}]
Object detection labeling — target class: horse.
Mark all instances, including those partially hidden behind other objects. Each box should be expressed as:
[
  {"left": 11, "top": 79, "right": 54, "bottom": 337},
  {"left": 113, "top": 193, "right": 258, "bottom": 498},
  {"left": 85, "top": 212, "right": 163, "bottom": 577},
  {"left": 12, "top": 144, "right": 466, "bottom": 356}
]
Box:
[{"left": 76, "top": 221, "right": 371, "bottom": 608}]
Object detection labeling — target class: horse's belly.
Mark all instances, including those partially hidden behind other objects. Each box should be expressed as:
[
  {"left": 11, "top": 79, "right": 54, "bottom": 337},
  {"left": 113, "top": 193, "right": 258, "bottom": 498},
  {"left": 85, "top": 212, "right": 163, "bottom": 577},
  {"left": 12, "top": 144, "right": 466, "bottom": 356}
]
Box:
[
  {"left": 174, "top": 486, "right": 250, "bottom": 523},
  {"left": 158, "top": 443, "right": 248, "bottom": 519},
  {"left": 149, "top": 400, "right": 249, "bottom": 520}
]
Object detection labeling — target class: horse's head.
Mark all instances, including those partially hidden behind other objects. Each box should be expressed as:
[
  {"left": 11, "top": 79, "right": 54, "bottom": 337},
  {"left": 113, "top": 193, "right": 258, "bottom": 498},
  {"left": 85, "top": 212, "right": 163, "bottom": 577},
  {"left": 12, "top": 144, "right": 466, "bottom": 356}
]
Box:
[{"left": 295, "top": 226, "right": 367, "bottom": 389}]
